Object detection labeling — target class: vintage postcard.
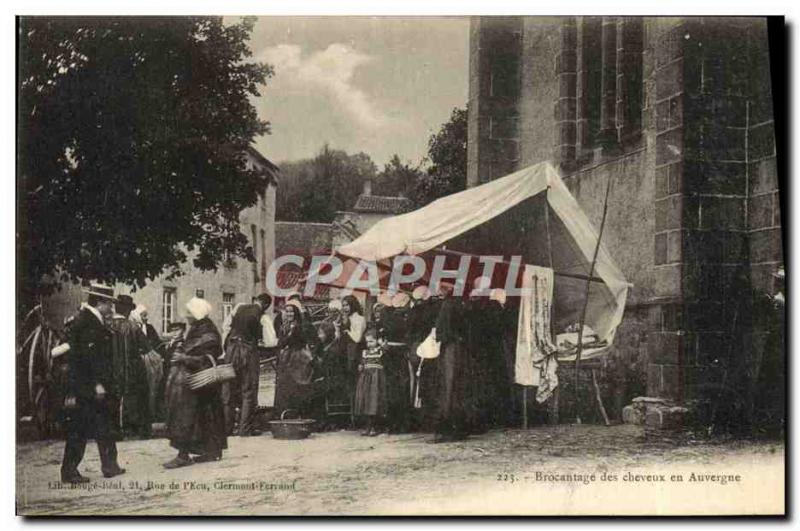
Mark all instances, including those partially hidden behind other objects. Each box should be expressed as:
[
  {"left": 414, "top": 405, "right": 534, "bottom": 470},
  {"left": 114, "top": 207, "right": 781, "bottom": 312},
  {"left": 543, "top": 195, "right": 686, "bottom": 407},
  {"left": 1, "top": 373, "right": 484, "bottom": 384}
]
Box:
[{"left": 15, "top": 15, "right": 785, "bottom": 516}]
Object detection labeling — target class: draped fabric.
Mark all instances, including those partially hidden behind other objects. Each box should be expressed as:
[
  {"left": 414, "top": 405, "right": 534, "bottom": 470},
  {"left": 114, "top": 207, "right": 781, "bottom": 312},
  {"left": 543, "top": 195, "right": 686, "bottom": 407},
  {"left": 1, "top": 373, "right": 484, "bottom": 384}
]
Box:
[
  {"left": 336, "top": 161, "right": 630, "bottom": 346},
  {"left": 515, "top": 265, "right": 559, "bottom": 403}
]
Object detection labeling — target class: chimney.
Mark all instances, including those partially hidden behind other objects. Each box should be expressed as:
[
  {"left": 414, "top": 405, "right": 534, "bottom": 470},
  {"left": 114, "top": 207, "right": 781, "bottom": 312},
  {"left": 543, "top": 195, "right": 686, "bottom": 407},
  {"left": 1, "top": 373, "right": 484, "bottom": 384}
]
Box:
[{"left": 363, "top": 177, "right": 373, "bottom": 197}]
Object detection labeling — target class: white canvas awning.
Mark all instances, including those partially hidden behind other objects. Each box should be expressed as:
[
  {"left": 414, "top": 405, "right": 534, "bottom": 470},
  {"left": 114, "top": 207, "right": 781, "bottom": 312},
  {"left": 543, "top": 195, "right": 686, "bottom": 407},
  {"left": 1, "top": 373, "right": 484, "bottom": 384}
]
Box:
[{"left": 335, "top": 162, "right": 631, "bottom": 344}]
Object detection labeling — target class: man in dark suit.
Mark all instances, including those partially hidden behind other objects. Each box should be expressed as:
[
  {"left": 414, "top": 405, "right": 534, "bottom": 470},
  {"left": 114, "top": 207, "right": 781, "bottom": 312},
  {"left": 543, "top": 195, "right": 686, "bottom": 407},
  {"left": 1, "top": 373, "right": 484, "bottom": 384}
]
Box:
[
  {"left": 222, "top": 293, "right": 275, "bottom": 436},
  {"left": 60, "top": 284, "right": 126, "bottom": 484}
]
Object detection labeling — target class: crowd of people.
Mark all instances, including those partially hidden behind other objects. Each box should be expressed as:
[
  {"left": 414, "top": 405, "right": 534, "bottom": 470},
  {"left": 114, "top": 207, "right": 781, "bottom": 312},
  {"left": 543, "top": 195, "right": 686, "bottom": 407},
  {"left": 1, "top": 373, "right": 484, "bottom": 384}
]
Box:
[{"left": 57, "top": 277, "right": 522, "bottom": 483}]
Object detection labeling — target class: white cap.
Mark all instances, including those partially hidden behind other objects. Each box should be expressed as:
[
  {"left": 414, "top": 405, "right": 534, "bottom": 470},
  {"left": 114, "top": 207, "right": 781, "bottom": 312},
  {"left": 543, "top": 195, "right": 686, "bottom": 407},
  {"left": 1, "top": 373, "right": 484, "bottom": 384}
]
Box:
[
  {"left": 392, "top": 292, "right": 410, "bottom": 308},
  {"left": 412, "top": 285, "right": 431, "bottom": 301}
]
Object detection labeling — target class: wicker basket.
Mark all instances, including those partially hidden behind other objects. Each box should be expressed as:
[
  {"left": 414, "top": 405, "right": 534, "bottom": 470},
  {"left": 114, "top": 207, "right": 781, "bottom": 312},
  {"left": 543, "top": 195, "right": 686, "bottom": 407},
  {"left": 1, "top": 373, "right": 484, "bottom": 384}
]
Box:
[
  {"left": 268, "top": 409, "right": 315, "bottom": 440},
  {"left": 186, "top": 355, "right": 236, "bottom": 390}
]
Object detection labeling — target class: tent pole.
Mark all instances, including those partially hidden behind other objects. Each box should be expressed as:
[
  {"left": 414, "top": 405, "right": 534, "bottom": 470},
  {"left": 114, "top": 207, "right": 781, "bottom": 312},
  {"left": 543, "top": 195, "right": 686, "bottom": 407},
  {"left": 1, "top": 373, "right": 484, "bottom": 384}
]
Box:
[
  {"left": 543, "top": 188, "right": 556, "bottom": 427},
  {"left": 574, "top": 173, "right": 613, "bottom": 425},
  {"left": 522, "top": 387, "right": 528, "bottom": 429},
  {"left": 545, "top": 188, "right": 554, "bottom": 269}
]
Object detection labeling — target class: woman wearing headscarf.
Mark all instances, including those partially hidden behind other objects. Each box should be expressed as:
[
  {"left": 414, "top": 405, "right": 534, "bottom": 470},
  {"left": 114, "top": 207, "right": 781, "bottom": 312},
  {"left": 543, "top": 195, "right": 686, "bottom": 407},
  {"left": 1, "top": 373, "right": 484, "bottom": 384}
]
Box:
[
  {"left": 461, "top": 278, "right": 509, "bottom": 432},
  {"left": 130, "top": 305, "right": 161, "bottom": 352},
  {"left": 431, "top": 282, "right": 476, "bottom": 443},
  {"left": 163, "top": 298, "right": 227, "bottom": 468},
  {"left": 273, "top": 303, "right": 315, "bottom": 416},
  {"left": 130, "top": 304, "right": 165, "bottom": 426},
  {"left": 313, "top": 320, "right": 340, "bottom": 428},
  {"left": 406, "top": 286, "right": 440, "bottom": 431},
  {"left": 381, "top": 293, "right": 413, "bottom": 433}
]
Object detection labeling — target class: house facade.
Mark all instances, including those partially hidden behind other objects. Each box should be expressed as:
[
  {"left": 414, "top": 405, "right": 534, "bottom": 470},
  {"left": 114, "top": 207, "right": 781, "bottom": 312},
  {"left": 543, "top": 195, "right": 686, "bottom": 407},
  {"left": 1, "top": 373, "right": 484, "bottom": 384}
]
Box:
[
  {"left": 331, "top": 178, "right": 414, "bottom": 249},
  {"left": 117, "top": 147, "right": 279, "bottom": 333},
  {"left": 468, "top": 17, "right": 782, "bottom": 424},
  {"left": 43, "top": 147, "right": 279, "bottom": 334}
]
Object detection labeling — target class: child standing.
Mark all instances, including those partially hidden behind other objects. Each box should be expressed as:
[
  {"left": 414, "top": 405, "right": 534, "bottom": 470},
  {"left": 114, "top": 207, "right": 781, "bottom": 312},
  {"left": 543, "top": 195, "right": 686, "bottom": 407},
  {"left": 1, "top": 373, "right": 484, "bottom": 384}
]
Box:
[{"left": 354, "top": 326, "right": 387, "bottom": 436}]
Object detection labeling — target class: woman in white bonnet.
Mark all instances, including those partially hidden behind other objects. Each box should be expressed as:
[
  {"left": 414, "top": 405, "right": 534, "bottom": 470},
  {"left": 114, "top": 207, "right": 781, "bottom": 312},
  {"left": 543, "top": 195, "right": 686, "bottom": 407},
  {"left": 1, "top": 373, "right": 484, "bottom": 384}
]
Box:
[
  {"left": 163, "top": 297, "right": 227, "bottom": 468},
  {"left": 130, "top": 304, "right": 162, "bottom": 351},
  {"left": 130, "top": 304, "right": 166, "bottom": 423}
]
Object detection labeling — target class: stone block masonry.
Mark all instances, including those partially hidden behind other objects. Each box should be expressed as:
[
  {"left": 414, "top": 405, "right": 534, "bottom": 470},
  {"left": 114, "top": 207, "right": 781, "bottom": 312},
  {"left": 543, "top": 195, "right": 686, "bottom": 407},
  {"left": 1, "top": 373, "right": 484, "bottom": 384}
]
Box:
[{"left": 468, "top": 16, "right": 783, "bottom": 428}]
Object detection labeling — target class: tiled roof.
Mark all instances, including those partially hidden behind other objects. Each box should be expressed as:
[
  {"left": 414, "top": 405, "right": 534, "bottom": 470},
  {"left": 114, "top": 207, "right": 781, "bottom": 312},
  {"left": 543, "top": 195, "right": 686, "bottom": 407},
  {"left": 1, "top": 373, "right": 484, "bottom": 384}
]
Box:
[
  {"left": 275, "top": 221, "right": 334, "bottom": 257},
  {"left": 352, "top": 194, "right": 414, "bottom": 215}
]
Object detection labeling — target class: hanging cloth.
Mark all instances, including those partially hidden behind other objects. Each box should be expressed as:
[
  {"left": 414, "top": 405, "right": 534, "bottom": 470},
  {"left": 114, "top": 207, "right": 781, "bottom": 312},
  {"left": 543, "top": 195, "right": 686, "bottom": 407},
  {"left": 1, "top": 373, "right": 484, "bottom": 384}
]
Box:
[{"left": 515, "top": 264, "right": 559, "bottom": 402}]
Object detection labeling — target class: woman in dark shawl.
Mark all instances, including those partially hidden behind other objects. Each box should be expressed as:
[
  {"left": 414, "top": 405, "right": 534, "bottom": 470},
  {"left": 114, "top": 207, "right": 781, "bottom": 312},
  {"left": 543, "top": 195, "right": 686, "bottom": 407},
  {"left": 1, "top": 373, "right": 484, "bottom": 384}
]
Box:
[
  {"left": 378, "top": 298, "right": 413, "bottom": 433},
  {"left": 406, "top": 287, "right": 442, "bottom": 431},
  {"left": 273, "top": 303, "right": 315, "bottom": 417},
  {"left": 461, "top": 290, "right": 509, "bottom": 432},
  {"left": 315, "top": 321, "right": 350, "bottom": 427},
  {"left": 163, "top": 298, "right": 228, "bottom": 468},
  {"left": 431, "top": 287, "right": 475, "bottom": 442}
]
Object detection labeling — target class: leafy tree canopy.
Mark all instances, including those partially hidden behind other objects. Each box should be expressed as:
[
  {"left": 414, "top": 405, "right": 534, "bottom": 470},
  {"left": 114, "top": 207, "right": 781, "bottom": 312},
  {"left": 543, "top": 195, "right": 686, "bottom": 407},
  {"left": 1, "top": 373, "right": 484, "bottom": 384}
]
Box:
[
  {"left": 276, "top": 145, "right": 378, "bottom": 223},
  {"left": 18, "top": 16, "right": 272, "bottom": 301},
  {"left": 375, "top": 154, "right": 424, "bottom": 199},
  {"left": 276, "top": 106, "right": 467, "bottom": 222},
  {"left": 410, "top": 107, "right": 468, "bottom": 206}
]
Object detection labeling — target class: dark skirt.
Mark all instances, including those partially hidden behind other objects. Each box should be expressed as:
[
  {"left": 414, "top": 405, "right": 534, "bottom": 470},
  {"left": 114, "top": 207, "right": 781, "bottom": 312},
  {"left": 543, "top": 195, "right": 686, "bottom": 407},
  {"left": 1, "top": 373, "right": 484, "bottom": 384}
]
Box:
[
  {"left": 274, "top": 347, "right": 315, "bottom": 417},
  {"left": 435, "top": 341, "right": 481, "bottom": 437},
  {"left": 165, "top": 364, "right": 228, "bottom": 455},
  {"left": 384, "top": 347, "right": 412, "bottom": 430},
  {"left": 354, "top": 367, "right": 387, "bottom": 417},
  {"left": 322, "top": 350, "right": 352, "bottom": 404},
  {"left": 121, "top": 354, "right": 152, "bottom": 437}
]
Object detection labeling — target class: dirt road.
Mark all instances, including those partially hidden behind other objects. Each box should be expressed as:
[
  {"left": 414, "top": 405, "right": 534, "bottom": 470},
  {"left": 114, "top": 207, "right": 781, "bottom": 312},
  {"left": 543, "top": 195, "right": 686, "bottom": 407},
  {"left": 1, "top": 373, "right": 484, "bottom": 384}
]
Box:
[{"left": 16, "top": 424, "right": 784, "bottom": 516}]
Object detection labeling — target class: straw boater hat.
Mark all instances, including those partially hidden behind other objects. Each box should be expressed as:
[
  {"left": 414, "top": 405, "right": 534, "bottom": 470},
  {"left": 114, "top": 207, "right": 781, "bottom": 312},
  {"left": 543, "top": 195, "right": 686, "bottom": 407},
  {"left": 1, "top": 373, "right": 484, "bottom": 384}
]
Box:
[{"left": 82, "top": 282, "right": 117, "bottom": 301}]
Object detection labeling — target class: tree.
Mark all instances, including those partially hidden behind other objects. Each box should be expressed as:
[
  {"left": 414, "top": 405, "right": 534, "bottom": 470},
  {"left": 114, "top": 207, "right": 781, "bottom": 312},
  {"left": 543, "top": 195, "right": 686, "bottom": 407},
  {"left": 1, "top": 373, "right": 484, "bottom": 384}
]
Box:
[
  {"left": 274, "top": 159, "right": 316, "bottom": 221},
  {"left": 18, "top": 16, "right": 273, "bottom": 305},
  {"left": 275, "top": 107, "right": 467, "bottom": 223},
  {"left": 374, "top": 154, "right": 424, "bottom": 198},
  {"left": 276, "top": 145, "right": 378, "bottom": 223},
  {"left": 411, "top": 107, "right": 468, "bottom": 207}
]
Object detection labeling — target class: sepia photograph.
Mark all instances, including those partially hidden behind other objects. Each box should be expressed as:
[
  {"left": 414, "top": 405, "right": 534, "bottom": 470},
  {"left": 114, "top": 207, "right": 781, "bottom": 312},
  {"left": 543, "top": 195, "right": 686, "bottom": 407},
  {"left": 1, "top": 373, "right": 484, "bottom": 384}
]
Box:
[{"left": 14, "top": 12, "right": 786, "bottom": 516}]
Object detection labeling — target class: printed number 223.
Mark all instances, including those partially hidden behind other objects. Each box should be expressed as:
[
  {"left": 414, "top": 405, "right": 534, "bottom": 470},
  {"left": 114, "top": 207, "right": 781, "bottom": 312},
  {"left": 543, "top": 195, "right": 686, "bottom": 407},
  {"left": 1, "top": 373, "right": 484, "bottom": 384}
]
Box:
[{"left": 497, "top": 473, "right": 516, "bottom": 483}]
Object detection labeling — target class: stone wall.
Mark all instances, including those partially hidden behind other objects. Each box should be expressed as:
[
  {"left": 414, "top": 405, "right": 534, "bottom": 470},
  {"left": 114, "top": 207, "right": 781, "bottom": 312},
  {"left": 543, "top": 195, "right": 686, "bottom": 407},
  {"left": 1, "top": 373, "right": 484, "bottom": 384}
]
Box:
[
  {"left": 468, "top": 16, "right": 783, "bottom": 423},
  {"left": 117, "top": 180, "right": 277, "bottom": 333},
  {"left": 467, "top": 16, "right": 524, "bottom": 187},
  {"left": 646, "top": 18, "right": 781, "bottom": 407}
]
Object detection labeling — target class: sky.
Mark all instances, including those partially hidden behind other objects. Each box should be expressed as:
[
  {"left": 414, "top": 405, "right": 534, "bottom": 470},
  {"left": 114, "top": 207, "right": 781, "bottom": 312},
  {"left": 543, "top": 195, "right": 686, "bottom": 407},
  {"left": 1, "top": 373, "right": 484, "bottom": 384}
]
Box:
[{"left": 243, "top": 16, "right": 470, "bottom": 167}]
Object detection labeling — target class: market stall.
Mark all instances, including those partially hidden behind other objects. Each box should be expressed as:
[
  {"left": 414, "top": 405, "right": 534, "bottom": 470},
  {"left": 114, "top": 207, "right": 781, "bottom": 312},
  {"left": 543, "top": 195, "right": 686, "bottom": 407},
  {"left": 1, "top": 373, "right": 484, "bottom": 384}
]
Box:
[{"left": 311, "top": 161, "right": 631, "bottom": 422}]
